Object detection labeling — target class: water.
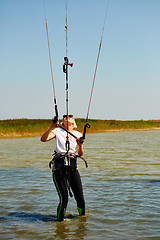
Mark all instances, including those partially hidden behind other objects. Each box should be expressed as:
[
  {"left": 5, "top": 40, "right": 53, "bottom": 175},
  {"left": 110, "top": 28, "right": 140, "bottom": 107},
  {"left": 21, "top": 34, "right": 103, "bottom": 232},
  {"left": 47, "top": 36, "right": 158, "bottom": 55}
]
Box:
[{"left": 0, "top": 130, "right": 160, "bottom": 240}]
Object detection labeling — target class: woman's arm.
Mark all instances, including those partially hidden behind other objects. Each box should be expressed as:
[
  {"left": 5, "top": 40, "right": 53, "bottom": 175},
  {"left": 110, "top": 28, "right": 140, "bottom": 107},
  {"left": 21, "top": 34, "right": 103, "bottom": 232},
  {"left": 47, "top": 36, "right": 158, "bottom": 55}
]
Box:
[
  {"left": 41, "top": 122, "right": 57, "bottom": 142},
  {"left": 76, "top": 138, "right": 84, "bottom": 156}
]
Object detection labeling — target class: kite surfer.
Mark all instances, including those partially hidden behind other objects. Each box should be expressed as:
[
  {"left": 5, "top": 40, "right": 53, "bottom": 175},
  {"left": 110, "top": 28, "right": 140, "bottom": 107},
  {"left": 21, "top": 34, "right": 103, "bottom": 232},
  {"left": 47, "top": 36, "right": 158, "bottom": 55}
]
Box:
[{"left": 41, "top": 114, "right": 85, "bottom": 221}]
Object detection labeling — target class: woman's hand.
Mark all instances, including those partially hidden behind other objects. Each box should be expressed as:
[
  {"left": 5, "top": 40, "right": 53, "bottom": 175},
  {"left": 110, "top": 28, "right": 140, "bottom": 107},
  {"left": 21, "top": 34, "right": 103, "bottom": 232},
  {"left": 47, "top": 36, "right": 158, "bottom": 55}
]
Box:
[
  {"left": 76, "top": 137, "right": 84, "bottom": 145},
  {"left": 52, "top": 116, "right": 59, "bottom": 126}
]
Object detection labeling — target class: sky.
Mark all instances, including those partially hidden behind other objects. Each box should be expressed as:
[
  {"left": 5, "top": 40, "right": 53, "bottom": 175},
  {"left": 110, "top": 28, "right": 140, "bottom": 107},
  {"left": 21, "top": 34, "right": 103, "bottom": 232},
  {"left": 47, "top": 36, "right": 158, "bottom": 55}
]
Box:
[{"left": 0, "top": 0, "right": 160, "bottom": 120}]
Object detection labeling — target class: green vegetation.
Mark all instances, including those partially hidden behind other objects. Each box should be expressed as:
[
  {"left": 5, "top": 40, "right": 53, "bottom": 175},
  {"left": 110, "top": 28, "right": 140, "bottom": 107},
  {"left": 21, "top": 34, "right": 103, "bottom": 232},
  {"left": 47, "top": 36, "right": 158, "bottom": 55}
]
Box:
[
  {"left": 0, "top": 118, "right": 160, "bottom": 138},
  {"left": 0, "top": 119, "right": 51, "bottom": 138}
]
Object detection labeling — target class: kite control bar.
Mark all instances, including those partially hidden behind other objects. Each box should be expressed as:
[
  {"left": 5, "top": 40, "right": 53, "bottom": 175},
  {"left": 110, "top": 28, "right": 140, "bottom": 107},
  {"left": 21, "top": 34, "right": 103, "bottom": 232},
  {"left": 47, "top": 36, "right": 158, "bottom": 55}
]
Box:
[{"left": 52, "top": 118, "right": 90, "bottom": 142}]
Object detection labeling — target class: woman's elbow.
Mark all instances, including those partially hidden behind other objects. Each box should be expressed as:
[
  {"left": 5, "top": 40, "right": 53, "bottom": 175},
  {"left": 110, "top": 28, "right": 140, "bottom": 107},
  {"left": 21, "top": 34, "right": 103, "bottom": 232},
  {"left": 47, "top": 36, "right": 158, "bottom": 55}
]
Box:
[{"left": 41, "top": 136, "right": 46, "bottom": 142}]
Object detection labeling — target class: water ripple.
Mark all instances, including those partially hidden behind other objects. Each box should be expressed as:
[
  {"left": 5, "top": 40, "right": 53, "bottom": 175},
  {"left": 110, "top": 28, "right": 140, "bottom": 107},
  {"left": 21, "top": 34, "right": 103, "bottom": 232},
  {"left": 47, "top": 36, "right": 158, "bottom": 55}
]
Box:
[{"left": 0, "top": 131, "right": 160, "bottom": 239}]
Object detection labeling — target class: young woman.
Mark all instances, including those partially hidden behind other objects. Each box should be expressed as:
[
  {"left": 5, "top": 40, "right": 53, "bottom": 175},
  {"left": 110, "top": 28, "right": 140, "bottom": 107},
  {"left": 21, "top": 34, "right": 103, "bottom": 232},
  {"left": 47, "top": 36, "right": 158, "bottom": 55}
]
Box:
[{"left": 41, "top": 114, "right": 85, "bottom": 221}]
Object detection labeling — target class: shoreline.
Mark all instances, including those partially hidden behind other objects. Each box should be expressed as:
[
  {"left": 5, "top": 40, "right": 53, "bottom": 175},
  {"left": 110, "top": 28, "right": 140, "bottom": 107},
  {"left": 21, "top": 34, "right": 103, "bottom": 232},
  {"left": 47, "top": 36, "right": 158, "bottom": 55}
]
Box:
[
  {"left": 0, "top": 118, "right": 160, "bottom": 139},
  {"left": 0, "top": 127, "right": 160, "bottom": 139}
]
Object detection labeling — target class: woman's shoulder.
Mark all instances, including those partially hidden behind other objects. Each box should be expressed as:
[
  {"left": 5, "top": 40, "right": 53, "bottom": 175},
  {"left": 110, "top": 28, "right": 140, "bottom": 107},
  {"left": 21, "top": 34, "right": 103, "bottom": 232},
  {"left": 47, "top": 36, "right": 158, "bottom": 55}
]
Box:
[
  {"left": 53, "top": 127, "right": 66, "bottom": 135},
  {"left": 52, "top": 127, "right": 61, "bottom": 134},
  {"left": 73, "top": 130, "right": 82, "bottom": 138}
]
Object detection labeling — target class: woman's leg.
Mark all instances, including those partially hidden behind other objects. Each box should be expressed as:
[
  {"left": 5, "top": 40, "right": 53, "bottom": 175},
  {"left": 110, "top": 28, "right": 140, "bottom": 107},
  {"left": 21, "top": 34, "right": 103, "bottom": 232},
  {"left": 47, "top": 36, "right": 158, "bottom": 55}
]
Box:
[
  {"left": 70, "top": 169, "right": 85, "bottom": 216},
  {"left": 52, "top": 169, "right": 68, "bottom": 221}
]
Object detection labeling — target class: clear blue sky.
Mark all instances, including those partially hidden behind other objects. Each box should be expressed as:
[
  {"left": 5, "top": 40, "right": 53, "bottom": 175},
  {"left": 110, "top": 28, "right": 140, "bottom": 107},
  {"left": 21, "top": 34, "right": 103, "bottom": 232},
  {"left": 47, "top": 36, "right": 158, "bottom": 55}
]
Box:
[{"left": 0, "top": 0, "right": 160, "bottom": 120}]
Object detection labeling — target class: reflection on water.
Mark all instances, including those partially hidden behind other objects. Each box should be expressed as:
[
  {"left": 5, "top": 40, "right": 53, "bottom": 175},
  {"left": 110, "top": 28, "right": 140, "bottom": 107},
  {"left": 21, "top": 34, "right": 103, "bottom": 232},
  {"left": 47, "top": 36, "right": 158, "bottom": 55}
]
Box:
[{"left": 0, "top": 131, "right": 160, "bottom": 239}]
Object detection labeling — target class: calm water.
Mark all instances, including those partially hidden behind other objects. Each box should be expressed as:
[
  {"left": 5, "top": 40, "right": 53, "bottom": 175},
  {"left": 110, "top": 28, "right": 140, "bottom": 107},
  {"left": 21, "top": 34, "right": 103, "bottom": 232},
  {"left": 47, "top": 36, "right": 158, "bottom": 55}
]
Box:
[{"left": 0, "top": 131, "right": 160, "bottom": 240}]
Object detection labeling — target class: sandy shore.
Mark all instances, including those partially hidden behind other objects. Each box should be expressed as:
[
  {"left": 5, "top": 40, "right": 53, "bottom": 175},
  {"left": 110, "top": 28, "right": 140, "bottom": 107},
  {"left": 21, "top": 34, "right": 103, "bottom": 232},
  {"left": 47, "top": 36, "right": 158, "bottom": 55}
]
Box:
[{"left": 0, "top": 128, "right": 160, "bottom": 139}]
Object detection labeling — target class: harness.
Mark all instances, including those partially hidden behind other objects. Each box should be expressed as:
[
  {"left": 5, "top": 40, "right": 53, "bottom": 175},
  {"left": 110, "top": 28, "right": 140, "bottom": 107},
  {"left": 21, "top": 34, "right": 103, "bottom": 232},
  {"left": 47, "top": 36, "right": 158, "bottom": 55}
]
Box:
[
  {"left": 49, "top": 152, "right": 88, "bottom": 170},
  {"left": 49, "top": 152, "right": 88, "bottom": 198}
]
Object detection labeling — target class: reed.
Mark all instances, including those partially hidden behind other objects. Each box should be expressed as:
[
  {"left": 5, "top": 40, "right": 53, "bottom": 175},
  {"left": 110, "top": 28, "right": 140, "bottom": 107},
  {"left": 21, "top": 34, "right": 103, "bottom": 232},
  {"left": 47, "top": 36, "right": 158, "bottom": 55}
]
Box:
[
  {"left": 76, "top": 119, "right": 160, "bottom": 132},
  {"left": 0, "top": 118, "right": 160, "bottom": 138},
  {"left": 0, "top": 119, "right": 51, "bottom": 138}
]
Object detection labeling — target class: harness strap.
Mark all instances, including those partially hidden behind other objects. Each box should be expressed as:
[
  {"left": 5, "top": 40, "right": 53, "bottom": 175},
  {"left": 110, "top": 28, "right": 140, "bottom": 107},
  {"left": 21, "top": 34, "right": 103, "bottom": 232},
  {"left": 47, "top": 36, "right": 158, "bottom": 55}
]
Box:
[
  {"left": 49, "top": 152, "right": 88, "bottom": 169},
  {"left": 76, "top": 155, "right": 88, "bottom": 168}
]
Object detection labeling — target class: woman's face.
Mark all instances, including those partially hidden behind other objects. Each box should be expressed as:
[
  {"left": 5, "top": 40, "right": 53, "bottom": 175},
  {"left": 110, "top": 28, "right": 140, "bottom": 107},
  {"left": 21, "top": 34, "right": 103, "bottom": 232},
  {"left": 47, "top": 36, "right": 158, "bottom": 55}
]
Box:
[{"left": 63, "top": 114, "right": 74, "bottom": 127}]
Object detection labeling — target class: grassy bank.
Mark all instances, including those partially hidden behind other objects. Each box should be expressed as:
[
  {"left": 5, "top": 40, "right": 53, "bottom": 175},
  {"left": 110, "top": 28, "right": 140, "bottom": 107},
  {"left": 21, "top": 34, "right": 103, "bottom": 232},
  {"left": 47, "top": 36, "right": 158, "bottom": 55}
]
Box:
[{"left": 0, "top": 118, "right": 160, "bottom": 138}]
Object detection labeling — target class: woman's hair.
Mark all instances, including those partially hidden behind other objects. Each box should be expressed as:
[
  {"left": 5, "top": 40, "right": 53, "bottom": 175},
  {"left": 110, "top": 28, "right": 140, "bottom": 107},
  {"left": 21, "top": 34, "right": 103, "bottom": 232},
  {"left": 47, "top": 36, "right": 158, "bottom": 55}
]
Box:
[{"left": 72, "top": 118, "right": 77, "bottom": 129}]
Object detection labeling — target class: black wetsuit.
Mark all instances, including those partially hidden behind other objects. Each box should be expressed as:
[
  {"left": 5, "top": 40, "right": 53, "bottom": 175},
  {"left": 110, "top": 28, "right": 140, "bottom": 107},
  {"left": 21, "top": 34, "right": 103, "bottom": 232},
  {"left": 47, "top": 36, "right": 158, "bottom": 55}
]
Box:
[{"left": 52, "top": 167, "right": 85, "bottom": 221}]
